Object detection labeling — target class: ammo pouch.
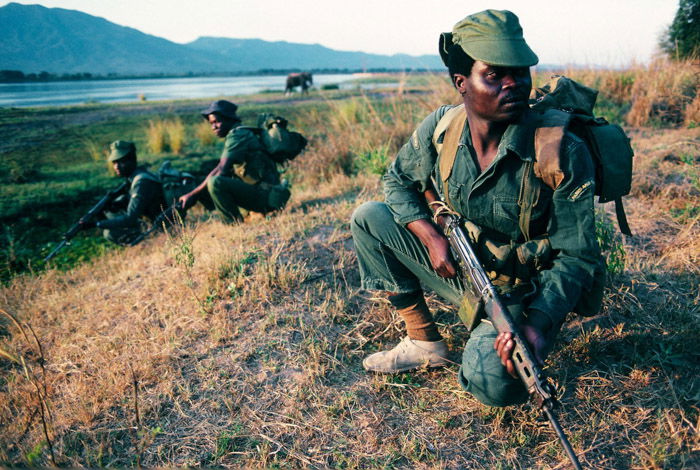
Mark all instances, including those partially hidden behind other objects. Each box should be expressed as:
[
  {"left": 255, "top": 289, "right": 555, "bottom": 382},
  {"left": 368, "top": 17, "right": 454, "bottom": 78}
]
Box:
[
  {"left": 460, "top": 220, "right": 605, "bottom": 325},
  {"left": 463, "top": 220, "right": 553, "bottom": 287}
]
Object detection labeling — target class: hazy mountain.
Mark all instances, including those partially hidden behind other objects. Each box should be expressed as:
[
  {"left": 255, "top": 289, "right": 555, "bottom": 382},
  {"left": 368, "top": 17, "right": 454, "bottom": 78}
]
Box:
[
  {"left": 0, "top": 2, "right": 226, "bottom": 74},
  {"left": 0, "top": 3, "right": 442, "bottom": 76},
  {"left": 186, "top": 37, "right": 443, "bottom": 72}
]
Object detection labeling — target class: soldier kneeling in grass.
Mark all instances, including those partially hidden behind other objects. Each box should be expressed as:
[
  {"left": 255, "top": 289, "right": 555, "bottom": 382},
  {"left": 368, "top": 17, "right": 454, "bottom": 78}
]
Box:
[
  {"left": 80, "top": 140, "right": 166, "bottom": 245},
  {"left": 177, "top": 100, "right": 291, "bottom": 223},
  {"left": 351, "top": 10, "right": 603, "bottom": 409}
]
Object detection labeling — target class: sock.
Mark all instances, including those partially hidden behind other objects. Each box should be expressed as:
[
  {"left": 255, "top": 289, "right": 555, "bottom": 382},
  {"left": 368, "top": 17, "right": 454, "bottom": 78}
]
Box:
[{"left": 388, "top": 292, "right": 442, "bottom": 342}]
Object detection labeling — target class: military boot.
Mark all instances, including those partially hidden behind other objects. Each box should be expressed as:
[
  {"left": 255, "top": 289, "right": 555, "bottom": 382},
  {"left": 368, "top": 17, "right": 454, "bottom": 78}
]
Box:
[{"left": 362, "top": 336, "right": 449, "bottom": 373}]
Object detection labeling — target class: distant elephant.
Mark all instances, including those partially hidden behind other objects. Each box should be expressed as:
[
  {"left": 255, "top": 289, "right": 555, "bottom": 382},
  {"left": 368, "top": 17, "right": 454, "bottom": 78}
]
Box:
[{"left": 285, "top": 72, "right": 313, "bottom": 95}]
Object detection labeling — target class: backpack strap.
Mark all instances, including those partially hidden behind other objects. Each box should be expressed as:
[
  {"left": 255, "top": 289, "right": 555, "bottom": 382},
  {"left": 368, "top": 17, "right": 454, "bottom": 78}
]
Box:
[
  {"left": 614, "top": 196, "right": 632, "bottom": 236},
  {"left": 432, "top": 105, "right": 467, "bottom": 208},
  {"left": 517, "top": 160, "right": 540, "bottom": 241},
  {"left": 518, "top": 109, "right": 570, "bottom": 242}
]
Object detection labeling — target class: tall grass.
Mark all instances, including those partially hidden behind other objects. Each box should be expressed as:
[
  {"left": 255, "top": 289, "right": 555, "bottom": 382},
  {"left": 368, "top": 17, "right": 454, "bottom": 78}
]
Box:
[
  {"left": 543, "top": 59, "right": 700, "bottom": 127},
  {"left": 194, "top": 120, "right": 217, "bottom": 148},
  {"left": 165, "top": 117, "right": 186, "bottom": 155},
  {"left": 145, "top": 118, "right": 167, "bottom": 154}
]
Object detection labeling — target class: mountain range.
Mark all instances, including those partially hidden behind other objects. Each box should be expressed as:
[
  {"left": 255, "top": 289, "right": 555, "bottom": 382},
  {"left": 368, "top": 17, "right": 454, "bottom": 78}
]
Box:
[{"left": 0, "top": 2, "right": 443, "bottom": 75}]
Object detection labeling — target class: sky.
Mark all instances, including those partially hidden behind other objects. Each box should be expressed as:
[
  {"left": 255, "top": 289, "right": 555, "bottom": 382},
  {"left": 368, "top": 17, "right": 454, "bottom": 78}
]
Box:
[{"left": 3, "top": 0, "right": 679, "bottom": 67}]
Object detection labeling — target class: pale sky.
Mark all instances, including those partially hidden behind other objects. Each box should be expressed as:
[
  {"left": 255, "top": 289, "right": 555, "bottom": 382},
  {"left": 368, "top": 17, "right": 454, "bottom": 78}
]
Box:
[{"left": 3, "top": 0, "right": 679, "bottom": 67}]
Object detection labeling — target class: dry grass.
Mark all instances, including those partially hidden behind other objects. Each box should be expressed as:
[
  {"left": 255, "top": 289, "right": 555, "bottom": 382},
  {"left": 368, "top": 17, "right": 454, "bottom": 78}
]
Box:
[
  {"left": 1, "top": 70, "right": 699, "bottom": 468},
  {"left": 194, "top": 120, "right": 217, "bottom": 148},
  {"left": 546, "top": 59, "right": 699, "bottom": 128},
  {"left": 166, "top": 117, "right": 186, "bottom": 155},
  {"left": 145, "top": 118, "right": 168, "bottom": 154}
]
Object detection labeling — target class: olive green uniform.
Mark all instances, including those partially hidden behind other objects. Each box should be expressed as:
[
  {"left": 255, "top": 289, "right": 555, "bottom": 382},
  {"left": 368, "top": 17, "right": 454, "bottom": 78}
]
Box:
[
  {"left": 98, "top": 167, "right": 165, "bottom": 244},
  {"left": 351, "top": 106, "right": 600, "bottom": 406},
  {"left": 207, "top": 125, "right": 290, "bottom": 222}
]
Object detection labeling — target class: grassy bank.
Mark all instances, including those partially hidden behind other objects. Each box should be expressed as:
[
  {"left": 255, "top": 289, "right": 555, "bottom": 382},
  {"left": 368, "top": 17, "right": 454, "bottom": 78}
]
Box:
[{"left": 1, "top": 64, "right": 699, "bottom": 468}]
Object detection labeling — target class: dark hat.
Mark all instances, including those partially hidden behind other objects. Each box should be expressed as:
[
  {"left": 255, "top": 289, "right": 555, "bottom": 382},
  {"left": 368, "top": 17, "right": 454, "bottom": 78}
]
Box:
[
  {"left": 108, "top": 140, "right": 136, "bottom": 162},
  {"left": 439, "top": 10, "right": 538, "bottom": 68},
  {"left": 201, "top": 100, "right": 238, "bottom": 120}
]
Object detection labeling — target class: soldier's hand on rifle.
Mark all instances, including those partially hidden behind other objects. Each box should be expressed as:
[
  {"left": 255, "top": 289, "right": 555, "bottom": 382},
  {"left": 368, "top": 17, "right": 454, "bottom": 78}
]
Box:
[
  {"left": 494, "top": 324, "right": 548, "bottom": 378},
  {"left": 426, "top": 234, "right": 458, "bottom": 278},
  {"left": 406, "top": 218, "right": 457, "bottom": 278}
]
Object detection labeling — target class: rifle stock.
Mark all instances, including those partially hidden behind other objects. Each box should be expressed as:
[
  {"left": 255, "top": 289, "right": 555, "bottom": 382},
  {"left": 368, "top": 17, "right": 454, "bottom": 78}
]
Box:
[
  {"left": 44, "top": 181, "right": 129, "bottom": 263},
  {"left": 425, "top": 185, "right": 583, "bottom": 470}
]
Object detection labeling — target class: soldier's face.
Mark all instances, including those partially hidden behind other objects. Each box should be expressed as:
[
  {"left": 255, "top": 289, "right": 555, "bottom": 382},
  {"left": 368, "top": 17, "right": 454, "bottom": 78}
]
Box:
[
  {"left": 113, "top": 157, "right": 136, "bottom": 177},
  {"left": 208, "top": 113, "right": 234, "bottom": 138},
  {"left": 455, "top": 60, "right": 532, "bottom": 123}
]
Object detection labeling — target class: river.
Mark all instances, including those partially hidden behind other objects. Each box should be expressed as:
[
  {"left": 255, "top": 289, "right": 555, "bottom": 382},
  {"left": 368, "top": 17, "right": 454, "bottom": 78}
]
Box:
[{"left": 0, "top": 74, "right": 365, "bottom": 108}]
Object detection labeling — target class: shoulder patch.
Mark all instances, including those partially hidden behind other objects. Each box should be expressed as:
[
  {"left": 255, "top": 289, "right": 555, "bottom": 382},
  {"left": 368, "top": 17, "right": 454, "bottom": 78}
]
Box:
[
  {"left": 411, "top": 130, "right": 421, "bottom": 150},
  {"left": 568, "top": 179, "right": 594, "bottom": 201}
]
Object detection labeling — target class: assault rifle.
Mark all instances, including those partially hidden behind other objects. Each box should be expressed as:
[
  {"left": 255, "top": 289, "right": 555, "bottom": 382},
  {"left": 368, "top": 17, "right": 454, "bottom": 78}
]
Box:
[
  {"left": 425, "top": 185, "right": 584, "bottom": 470},
  {"left": 44, "top": 181, "right": 129, "bottom": 263}
]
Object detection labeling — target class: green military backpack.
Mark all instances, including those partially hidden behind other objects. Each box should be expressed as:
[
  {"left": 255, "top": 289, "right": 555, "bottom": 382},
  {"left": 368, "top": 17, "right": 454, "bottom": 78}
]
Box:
[
  {"left": 252, "top": 113, "right": 308, "bottom": 164},
  {"left": 529, "top": 75, "right": 634, "bottom": 236}
]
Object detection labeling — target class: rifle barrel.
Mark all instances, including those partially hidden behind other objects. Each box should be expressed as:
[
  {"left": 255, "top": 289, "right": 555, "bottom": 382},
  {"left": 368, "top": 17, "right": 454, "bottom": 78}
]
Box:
[{"left": 543, "top": 405, "right": 583, "bottom": 470}]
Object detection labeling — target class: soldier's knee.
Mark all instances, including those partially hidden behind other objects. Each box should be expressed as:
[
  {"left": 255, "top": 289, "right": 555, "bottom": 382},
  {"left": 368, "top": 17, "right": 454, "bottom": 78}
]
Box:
[
  {"left": 207, "top": 175, "right": 221, "bottom": 195},
  {"left": 458, "top": 335, "right": 528, "bottom": 407},
  {"left": 350, "top": 201, "right": 392, "bottom": 234}
]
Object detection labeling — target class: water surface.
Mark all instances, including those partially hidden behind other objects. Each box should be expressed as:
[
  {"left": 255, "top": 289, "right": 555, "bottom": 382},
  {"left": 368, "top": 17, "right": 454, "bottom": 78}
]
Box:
[{"left": 0, "top": 74, "right": 363, "bottom": 108}]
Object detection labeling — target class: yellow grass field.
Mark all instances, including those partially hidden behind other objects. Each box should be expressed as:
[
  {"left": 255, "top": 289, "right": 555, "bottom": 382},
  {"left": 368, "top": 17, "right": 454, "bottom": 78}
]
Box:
[{"left": 1, "top": 62, "right": 699, "bottom": 468}]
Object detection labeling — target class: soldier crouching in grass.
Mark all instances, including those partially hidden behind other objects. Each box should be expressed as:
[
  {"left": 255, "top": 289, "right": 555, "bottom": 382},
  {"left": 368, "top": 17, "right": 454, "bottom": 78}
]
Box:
[
  {"left": 80, "top": 140, "right": 166, "bottom": 245},
  {"left": 178, "top": 100, "right": 290, "bottom": 222},
  {"left": 351, "top": 10, "right": 601, "bottom": 407}
]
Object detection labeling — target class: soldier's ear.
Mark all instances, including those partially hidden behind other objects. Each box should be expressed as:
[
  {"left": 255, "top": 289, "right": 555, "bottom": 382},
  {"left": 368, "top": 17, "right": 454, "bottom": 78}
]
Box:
[{"left": 452, "top": 74, "right": 468, "bottom": 94}]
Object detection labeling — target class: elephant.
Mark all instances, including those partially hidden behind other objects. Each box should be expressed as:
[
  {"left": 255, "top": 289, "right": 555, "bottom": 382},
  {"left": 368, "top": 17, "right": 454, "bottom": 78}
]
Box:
[{"left": 285, "top": 72, "right": 313, "bottom": 95}]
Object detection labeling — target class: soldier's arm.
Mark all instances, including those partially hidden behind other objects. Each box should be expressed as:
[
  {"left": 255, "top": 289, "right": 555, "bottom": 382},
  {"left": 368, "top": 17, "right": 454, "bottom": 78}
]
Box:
[
  {"left": 179, "top": 128, "right": 254, "bottom": 208},
  {"left": 527, "top": 133, "right": 601, "bottom": 330},
  {"left": 383, "top": 106, "right": 451, "bottom": 226},
  {"left": 97, "top": 178, "right": 160, "bottom": 230}
]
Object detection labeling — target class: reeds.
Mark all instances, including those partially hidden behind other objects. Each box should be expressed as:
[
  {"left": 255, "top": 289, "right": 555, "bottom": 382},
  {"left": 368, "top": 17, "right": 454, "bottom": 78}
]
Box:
[
  {"left": 194, "top": 120, "right": 217, "bottom": 148},
  {"left": 145, "top": 117, "right": 187, "bottom": 155},
  {"left": 166, "top": 117, "right": 186, "bottom": 155}
]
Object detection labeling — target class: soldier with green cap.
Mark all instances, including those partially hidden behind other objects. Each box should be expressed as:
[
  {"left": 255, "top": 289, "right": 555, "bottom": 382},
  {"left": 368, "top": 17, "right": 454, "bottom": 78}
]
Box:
[
  {"left": 178, "top": 100, "right": 290, "bottom": 222},
  {"left": 351, "top": 10, "right": 600, "bottom": 407},
  {"left": 80, "top": 140, "right": 166, "bottom": 244}
]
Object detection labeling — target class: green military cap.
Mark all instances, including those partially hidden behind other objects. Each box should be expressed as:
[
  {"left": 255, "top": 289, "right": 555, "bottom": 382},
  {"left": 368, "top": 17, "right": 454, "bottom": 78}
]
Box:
[
  {"left": 108, "top": 140, "right": 136, "bottom": 162},
  {"left": 439, "top": 9, "right": 538, "bottom": 68}
]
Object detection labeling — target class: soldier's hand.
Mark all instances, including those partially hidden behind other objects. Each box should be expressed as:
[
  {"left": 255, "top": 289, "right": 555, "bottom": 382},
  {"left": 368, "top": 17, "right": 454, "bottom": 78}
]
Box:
[
  {"left": 406, "top": 218, "right": 457, "bottom": 278},
  {"left": 178, "top": 193, "right": 196, "bottom": 210},
  {"left": 425, "top": 234, "right": 457, "bottom": 278},
  {"left": 494, "top": 325, "right": 548, "bottom": 378}
]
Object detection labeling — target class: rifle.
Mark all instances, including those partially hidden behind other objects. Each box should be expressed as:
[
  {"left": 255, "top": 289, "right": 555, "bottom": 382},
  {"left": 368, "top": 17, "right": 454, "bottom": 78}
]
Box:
[
  {"left": 44, "top": 181, "right": 129, "bottom": 263},
  {"left": 425, "top": 185, "right": 584, "bottom": 470}
]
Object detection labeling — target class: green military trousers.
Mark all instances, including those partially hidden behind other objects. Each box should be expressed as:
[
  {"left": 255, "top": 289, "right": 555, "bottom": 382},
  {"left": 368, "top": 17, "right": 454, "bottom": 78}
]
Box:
[
  {"left": 351, "top": 201, "right": 530, "bottom": 407},
  {"left": 207, "top": 175, "right": 290, "bottom": 222},
  {"left": 101, "top": 211, "right": 142, "bottom": 245}
]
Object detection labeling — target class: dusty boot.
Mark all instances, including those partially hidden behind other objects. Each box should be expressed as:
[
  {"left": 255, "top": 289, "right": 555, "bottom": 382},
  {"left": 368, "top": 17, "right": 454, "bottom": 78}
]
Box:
[{"left": 362, "top": 336, "right": 449, "bottom": 373}]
